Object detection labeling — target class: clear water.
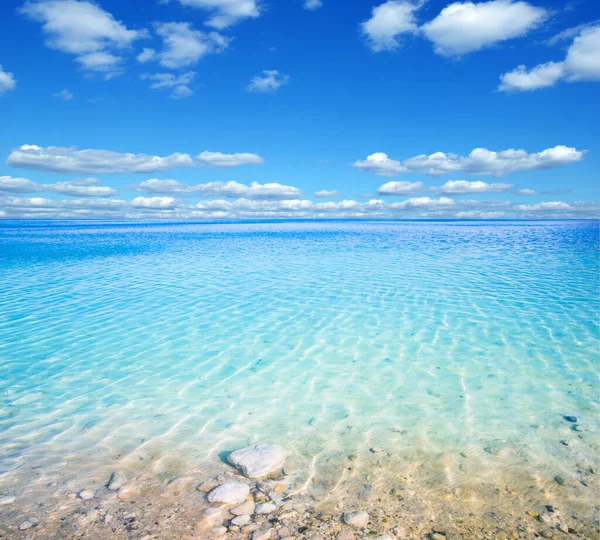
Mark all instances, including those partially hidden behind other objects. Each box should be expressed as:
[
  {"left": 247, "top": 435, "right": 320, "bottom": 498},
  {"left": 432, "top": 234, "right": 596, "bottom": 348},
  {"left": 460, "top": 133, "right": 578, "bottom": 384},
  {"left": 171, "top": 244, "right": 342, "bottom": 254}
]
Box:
[{"left": 0, "top": 220, "right": 598, "bottom": 511}]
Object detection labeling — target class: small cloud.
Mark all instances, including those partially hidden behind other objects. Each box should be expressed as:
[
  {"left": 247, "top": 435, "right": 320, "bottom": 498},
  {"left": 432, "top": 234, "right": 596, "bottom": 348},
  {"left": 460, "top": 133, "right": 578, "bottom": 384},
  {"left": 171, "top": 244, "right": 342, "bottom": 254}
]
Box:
[
  {"left": 0, "top": 65, "right": 17, "bottom": 95},
  {"left": 304, "top": 0, "right": 323, "bottom": 10},
  {"left": 141, "top": 72, "right": 196, "bottom": 99},
  {"left": 376, "top": 181, "right": 423, "bottom": 195},
  {"left": 196, "top": 151, "right": 264, "bottom": 167},
  {"left": 514, "top": 188, "right": 537, "bottom": 195},
  {"left": 137, "top": 48, "right": 156, "bottom": 63},
  {"left": 53, "top": 89, "right": 73, "bottom": 101},
  {"left": 353, "top": 152, "right": 406, "bottom": 176},
  {"left": 361, "top": 1, "right": 420, "bottom": 52},
  {"left": 314, "top": 190, "right": 340, "bottom": 197},
  {"left": 247, "top": 70, "right": 289, "bottom": 93},
  {"left": 433, "top": 180, "right": 514, "bottom": 195}
]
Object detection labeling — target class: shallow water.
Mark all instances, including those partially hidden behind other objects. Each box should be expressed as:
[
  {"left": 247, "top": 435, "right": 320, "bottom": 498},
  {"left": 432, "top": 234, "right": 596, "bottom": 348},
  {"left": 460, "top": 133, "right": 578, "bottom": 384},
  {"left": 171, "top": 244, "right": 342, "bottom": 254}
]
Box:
[{"left": 0, "top": 220, "right": 599, "bottom": 535}]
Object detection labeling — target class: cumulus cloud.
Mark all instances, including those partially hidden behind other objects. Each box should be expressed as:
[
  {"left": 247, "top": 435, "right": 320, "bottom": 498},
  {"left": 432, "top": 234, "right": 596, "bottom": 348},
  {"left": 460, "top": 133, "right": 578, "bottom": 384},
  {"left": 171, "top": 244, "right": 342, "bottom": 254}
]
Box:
[
  {"left": 153, "top": 22, "right": 229, "bottom": 69},
  {"left": 0, "top": 175, "right": 117, "bottom": 196},
  {"left": 314, "top": 190, "right": 340, "bottom": 197},
  {"left": 197, "top": 151, "right": 264, "bottom": 167},
  {"left": 7, "top": 145, "right": 194, "bottom": 174},
  {"left": 499, "top": 24, "right": 600, "bottom": 92},
  {"left": 20, "top": 0, "right": 147, "bottom": 77},
  {"left": 514, "top": 188, "right": 537, "bottom": 195},
  {"left": 247, "top": 70, "right": 289, "bottom": 93},
  {"left": 304, "top": 0, "right": 323, "bottom": 9},
  {"left": 133, "top": 179, "right": 301, "bottom": 200},
  {"left": 376, "top": 181, "right": 424, "bottom": 195},
  {"left": 0, "top": 65, "right": 17, "bottom": 94},
  {"left": 354, "top": 145, "right": 585, "bottom": 177},
  {"left": 433, "top": 180, "right": 514, "bottom": 194},
  {"left": 137, "top": 47, "right": 156, "bottom": 63},
  {"left": 1, "top": 195, "right": 598, "bottom": 219},
  {"left": 141, "top": 71, "right": 196, "bottom": 99},
  {"left": 53, "top": 89, "right": 73, "bottom": 101},
  {"left": 353, "top": 152, "right": 406, "bottom": 176},
  {"left": 361, "top": 0, "right": 419, "bottom": 51},
  {"left": 169, "top": 0, "right": 260, "bottom": 29},
  {"left": 421, "top": 0, "right": 547, "bottom": 57}
]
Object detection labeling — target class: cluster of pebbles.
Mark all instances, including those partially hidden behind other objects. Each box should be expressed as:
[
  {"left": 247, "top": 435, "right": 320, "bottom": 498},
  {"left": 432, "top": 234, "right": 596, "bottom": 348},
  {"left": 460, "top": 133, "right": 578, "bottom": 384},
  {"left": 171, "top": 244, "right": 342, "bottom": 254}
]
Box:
[{"left": 0, "top": 432, "right": 598, "bottom": 539}]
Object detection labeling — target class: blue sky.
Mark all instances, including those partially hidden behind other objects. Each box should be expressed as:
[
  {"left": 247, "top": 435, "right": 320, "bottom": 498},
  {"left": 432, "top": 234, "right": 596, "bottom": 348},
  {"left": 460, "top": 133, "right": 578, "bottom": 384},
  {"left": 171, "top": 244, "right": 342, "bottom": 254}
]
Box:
[{"left": 0, "top": 0, "right": 599, "bottom": 219}]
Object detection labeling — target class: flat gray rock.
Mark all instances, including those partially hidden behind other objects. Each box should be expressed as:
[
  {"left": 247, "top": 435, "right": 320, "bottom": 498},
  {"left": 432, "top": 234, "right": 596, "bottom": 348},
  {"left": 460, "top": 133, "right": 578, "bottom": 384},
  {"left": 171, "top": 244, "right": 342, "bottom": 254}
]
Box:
[
  {"left": 207, "top": 483, "right": 250, "bottom": 504},
  {"left": 343, "top": 511, "right": 369, "bottom": 528},
  {"left": 228, "top": 444, "right": 286, "bottom": 478}
]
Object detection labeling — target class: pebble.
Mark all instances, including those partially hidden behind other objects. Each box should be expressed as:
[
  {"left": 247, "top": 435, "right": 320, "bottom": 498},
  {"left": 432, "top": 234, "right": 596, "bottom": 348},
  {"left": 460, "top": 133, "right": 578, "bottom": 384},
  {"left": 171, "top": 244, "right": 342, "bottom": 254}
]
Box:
[
  {"left": 107, "top": 471, "right": 126, "bottom": 491},
  {"left": 79, "top": 490, "right": 95, "bottom": 500},
  {"left": 540, "top": 529, "right": 554, "bottom": 538},
  {"left": 19, "top": 521, "right": 34, "bottom": 531},
  {"left": 431, "top": 534, "right": 446, "bottom": 540},
  {"left": 560, "top": 440, "right": 569, "bottom": 446},
  {"left": 343, "top": 511, "right": 369, "bottom": 528},
  {"left": 210, "top": 526, "right": 227, "bottom": 536},
  {"left": 0, "top": 496, "right": 16, "bottom": 506},
  {"left": 347, "top": 455, "right": 358, "bottom": 461},
  {"left": 337, "top": 531, "right": 355, "bottom": 540},
  {"left": 228, "top": 443, "right": 287, "bottom": 478},
  {"left": 374, "top": 535, "right": 393, "bottom": 540},
  {"left": 231, "top": 500, "right": 255, "bottom": 516},
  {"left": 563, "top": 415, "right": 577, "bottom": 423},
  {"left": 370, "top": 447, "right": 384, "bottom": 453},
  {"left": 572, "top": 424, "right": 583, "bottom": 432},
  {"left": 252, "top": 527, "right": 274, "bottom": 540},
  {"left": 231, "top": 514, "right": 251, "bottom": 526},
  {"left": 207, "top": 483, "right": 250, "bottom": 504},
  {"left": 255, "top": 502, "right": 277, "bottom": 514}
]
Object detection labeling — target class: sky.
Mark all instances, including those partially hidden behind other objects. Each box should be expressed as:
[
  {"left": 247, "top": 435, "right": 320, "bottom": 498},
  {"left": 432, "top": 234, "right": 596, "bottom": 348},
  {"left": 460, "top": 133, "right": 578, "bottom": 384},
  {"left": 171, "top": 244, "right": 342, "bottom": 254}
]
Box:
[{"left": 0, "top": 0, "right": 599, "bottom": 220}]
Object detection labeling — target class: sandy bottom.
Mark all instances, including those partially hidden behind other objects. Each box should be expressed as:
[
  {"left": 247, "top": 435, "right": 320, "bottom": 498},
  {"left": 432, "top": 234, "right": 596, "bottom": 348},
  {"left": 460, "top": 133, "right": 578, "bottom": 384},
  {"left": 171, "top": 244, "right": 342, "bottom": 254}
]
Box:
[{"left": 1, "top": 441, "right": 598, "bottom": 540}]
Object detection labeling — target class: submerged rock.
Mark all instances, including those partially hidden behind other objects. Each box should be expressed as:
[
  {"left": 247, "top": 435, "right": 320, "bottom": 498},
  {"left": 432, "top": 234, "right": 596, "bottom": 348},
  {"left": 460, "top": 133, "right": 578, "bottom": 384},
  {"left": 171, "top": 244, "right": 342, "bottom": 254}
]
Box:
[
  {"left": 19, "top": 521, "right": 34, "bottom": 531},
  {"left": 343, "top": 511, "right": 369, "bottom": 528},
  {"left": 231, "top": 514, "right": 251, "bottom": 526},
  {"left": 563, "top": 415, "right": 577, "bottom": 423},
  {"left": 0, "top": 496, "right": 16, "bottom": 506},
  {"left": 107, "top": 471, "right": 126, "bottom": 491},
  {"left": 79, "top": 490, "right": 95, "bottom": 500},
  {"left": 228, "top": 443, "right": 286, "bottom": 478},
  {"left": 231, "top": 500, "right": 255, "bottom": 516},
  {"left": 255, "top": 502, "right": 277, "bottom": 514},
  {"left": 208, "top": 483, "right": 250, "bottom": 504}
]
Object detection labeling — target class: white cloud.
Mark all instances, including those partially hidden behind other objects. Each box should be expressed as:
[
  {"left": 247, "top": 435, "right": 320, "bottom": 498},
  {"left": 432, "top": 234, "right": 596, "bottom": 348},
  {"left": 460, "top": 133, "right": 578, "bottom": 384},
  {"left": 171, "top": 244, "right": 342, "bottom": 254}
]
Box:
[
  {"left": 421, "top": 0, "right": 547, "bottom": 57},
  {"left": 353, "top": 152, "right": 406, "bottom": 176},
  {"left": 304, "top": 0, "right": 322, "bottom": 9},
  {"left": 20, "top": 0, "right": 146, "bottom": 77},
  {"left": 376, "top": 180, "right": 424, "bottom": 195},
  {"left": 314, "top": 190, "right": 340, "bottom": 197},
  {"left": 131, "top": 196, "right": 177, "bottom": 209},
  {"left": 154, "top": 22, "right": 229, "bottom": 69},
  {"left": 170, "top": 0, "right": 260, "bottom": 29},
  {"left": 197, "top": 151, "right": 264, "bottom": 167},
  {"left": 141, "top": 72, "right": 196, "bottom": 98},
  {"left": 455, "top": 211, "right": 505, "bottom": 218},
  {"left": 137, "top": 47, "right": 156, "bottom": 63},
  {"left": 361, "top": 1, "right": 420, "bottom": 52},
  {"left": 7, "top": 144, "right": 194, "bottom": 174},
  {"left": 133, "top": 179, "right": 302, "bottom": 200},
  {"left": 53, "top": 89, "right": 73, "bottom": 101},
  {"left": 0, "top": 65, "right": 17, "bottom": 94},
  {"left": 0, "top": 175, "right": 117, "bottom": 196},
  {"left": 499, "top": 24, "right": 600, "bottom": 92},
  {"left": 388, "top": 196, "right": 456, "bottom": 211},
  {"left": 514, "top": 188, "right": 537, "bottom": 195},
  {"left": 247, "top": 70, "right": 289, "bottom": 93},
  {"left": 354, "top": 145, "right": 585, "bottom": 177},
  {"left": 433, "top": 180, "right": 514, "bottom": 194}
]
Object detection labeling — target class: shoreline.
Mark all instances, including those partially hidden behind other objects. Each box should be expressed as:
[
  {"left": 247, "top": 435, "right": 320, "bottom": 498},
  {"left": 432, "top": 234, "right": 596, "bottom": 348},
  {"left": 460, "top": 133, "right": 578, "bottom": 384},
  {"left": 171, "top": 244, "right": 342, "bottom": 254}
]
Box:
[{"left": 1, "top": 440, "right": 598, "bottom": 539}]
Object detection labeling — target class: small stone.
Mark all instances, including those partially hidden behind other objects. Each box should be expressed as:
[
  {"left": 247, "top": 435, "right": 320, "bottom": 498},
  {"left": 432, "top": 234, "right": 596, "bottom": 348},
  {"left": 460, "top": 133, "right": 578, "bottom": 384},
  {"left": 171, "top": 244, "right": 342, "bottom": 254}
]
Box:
[
  {"left": 527, "top": 511, "right": 539, "bottom": 518},
  {"left": 337, "top": 531, "right": 355, "bottom": 540},
  {"left": 572, "top": 424, "right": 583, "bottom": 432},
  {"left": 374, "top": 536, "right": 393, "bottom": 540},
  {"left": 208, "top": 483, "right": 250, "bottom": 504},
  {"left": 198, "top": 481, "right": 218, "bottom": 493},
  {"left": 540, "top": 529, "right": 554, "bottom": 538},
  {"left": 0, "top": 496, "right": 16, "bottom": 506},
  {"left": 560, "top": 440, "right": 569, "bottom": 446},
  {"left": 431, "top": 534, "right": 446, "bottom": 540},
  {"left": 79, "top": 490, "right": 95, "bottom": 500},
  {"left": 563, "top": 415, "right": 577, "bottom": 423},
  {"left": 255, "top": 502, "right": 277, "bottom": 515},
  {"left": 554, "top": 475, "right": 567, "bottom": 486},
  {"left": 210, "top": 526, "right": 227, "bottom": 537},
  {"left": 242, "top": 524, "right": 259, "bottom": 534},
  {"left": 200, "top": 507, "right": 228, "bottom": 526},
  {"left": 252, "top": 527, "right": 274, "bottom": 540},
  {"left": 231, "top": 515, "right": 251, "bottom": 526},
  {"left": 370, "top": 447, "right": 383, "bottom": 453},
  {"left": 347, "top": 455, "right": 358, "bottom": 461},
  {"left": 273, "top": 483, "right": 285, "bottom": 493},
  {"left": 343, "top": 511, "right": 369, "bottom": 528},
  {"left": 228, "top": 444, "right": 286, "bottom": 479},
  {"left": 231, "top": 500, "right": 255, "bottom": 516},
  {"left": 107, "top": 471, "right": 126, "bottom": 491},
  {"left": 19, "top": 521, "right": 34, "bottom": 531}
]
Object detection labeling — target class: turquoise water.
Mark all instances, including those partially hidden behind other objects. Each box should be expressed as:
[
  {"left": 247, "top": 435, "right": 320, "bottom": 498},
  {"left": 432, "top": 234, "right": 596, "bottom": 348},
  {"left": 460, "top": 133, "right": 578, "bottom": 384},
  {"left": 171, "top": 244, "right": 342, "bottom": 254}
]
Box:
[{"left": 0, "top": 220, "right": 598, "bottom": 509}]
